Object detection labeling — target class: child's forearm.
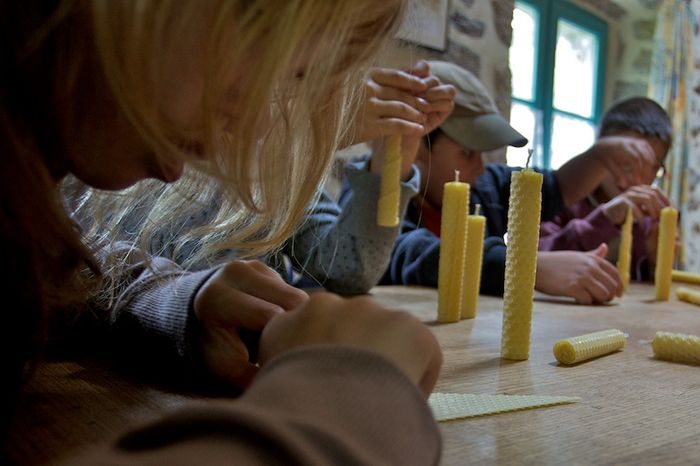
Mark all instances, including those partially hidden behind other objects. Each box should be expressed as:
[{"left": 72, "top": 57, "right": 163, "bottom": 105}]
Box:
[{"left": 555, "top": 146, "right": 607, "bottom": 206}]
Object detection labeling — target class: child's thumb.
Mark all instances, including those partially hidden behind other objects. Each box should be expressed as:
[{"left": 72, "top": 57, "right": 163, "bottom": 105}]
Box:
[{"left": 589, "top": 243, "right": 608, "bottom": 258}]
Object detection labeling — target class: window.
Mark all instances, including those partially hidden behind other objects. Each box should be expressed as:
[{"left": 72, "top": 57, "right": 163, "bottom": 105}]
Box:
[{"left": 507, "top": 0, "right": 607, "bottom": 169}]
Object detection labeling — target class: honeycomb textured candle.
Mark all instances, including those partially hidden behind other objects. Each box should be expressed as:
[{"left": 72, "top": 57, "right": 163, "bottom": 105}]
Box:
[
  {"left": 461, "top": 211, "right": 485, "bottom": 319},
  {"left": 377, "top": 135, "right": 402, "bottom": 227},
  {"left": 616, "top": 208, "right": 633, "bottom": 291},
  {"left": 437, "top": 180, "right": 469, "bottom": 323},
  {"left": 672, "top": 269, "right": 700, "bottom": 285},
  {"left": 655, "top": 206, "right": 678, "bottom": 301},
  {"left": 501, "top": 169, "right": 542, "bottom": 360},
  {"left": 677, "top": 287, "right": 700, "bottom": 306},
  {"left": 553, "top": 329, "right": 627, "bottom": 365},
  {"left": 652, "top": 331, "right": 700, "bottom": 365}
]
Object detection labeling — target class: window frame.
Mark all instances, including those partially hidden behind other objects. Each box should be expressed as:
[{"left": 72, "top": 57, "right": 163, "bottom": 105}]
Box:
[{"left": 511, "top": 0, "right": 608, "bottom": 168}]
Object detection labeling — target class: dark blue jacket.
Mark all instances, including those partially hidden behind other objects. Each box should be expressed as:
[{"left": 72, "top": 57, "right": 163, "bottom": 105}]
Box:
[{"left": 380, "top": 164, "right": 565, "bottom": 295}]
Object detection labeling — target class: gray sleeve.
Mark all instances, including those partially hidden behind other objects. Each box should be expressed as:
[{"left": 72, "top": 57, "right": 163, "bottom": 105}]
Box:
[
  {"left": 85, "top": 241, "right": 217, "bottom": 370},
  {"left": 284, "top": 160, "right": 420, "bottom": 294}
]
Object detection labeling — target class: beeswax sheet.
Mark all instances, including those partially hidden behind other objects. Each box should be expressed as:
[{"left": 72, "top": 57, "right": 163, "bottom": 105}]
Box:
[{"left": 429, "top": 393, "right": 581, "bottom": 422}]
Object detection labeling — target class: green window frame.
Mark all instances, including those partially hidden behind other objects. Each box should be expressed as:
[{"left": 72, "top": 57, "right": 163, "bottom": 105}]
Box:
[{"left": 511, "top": 0, "right": 608, "bottom": 169}]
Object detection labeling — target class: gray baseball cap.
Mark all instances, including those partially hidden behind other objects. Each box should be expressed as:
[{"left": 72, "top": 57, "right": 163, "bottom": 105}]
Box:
[{"left": 428, "top": 60, "right": 528, "bottom": 152}]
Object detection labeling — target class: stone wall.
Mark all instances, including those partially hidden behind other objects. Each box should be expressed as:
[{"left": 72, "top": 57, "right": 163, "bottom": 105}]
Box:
[
  {"left": 572, "top": 0, "right": 661, "bottom": 106},
  {"left": 382, "top": 0, "right": 515, "bottom": 163}
]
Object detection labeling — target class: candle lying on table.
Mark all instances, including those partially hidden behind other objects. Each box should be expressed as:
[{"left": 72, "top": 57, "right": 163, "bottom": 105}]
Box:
[
  {"left": 437, "top": 171, "right": 469, "bottom": 323},
  {"left": 461, "top": 204, "right": 485, "bottom": 319},
  {"left": 501, "top": 167, "right": 542, "bottom": 360},
  {"left": 377, "top": 135, "right": 402, "bottom": 227},
  {"left": 672, "top": 269, "right": 700, "bottom": 285},
  {"left": 652, "top": 331, "right": 700, "bottom": 365},
  {"left": 655, "top": 206, "right": 678, "bottom": 301},
  {"left": 553, "top": 329, "right": 627, "bottom": 365},
  {"left": 616, "top": 208, "right": 633, "bottom": 292},
  {"left": 676, "top": 287, "right": 700, "bottom": 306}
]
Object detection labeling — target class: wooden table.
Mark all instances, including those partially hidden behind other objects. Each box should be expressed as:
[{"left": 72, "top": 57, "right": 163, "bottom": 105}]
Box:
[{"left": 7, "top": 283, "right": 700, "bottom": 465}]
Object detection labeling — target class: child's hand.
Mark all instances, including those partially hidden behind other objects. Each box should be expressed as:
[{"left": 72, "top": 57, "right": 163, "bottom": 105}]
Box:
[
  {"left": 193, "top": 260, "right": 309, "bottom": 388},
  {"left": 535, "top": 245, "right": 623, "bottom": 304},
  {"left": 367, "top": 62, "right": 455, "bottom": 179},
  {"left": 589, "top": 135, "right": 658, "bottom": 190},
  {"left": 408, "top": 61, "right": 455, "bottom": 135},
  {"left": 258, "top": 292, "right": 442, "bottom": 398},
  {"left": 602, "top": 185, "right": 670, "bottom": 224},
  {"left": 344, "top": 66, "right": 430, "bottom": 147}
]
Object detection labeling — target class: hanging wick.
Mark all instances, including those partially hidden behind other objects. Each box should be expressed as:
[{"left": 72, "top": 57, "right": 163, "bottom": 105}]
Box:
[
  {"left": 474, "top": 203, "right": 481, "bottom": 216},
  {"left": 455, "top": 169, "right": 460, "bottom": 182},
  {"left": 525, "top": 148, "right": 533, "bottom": 169}
]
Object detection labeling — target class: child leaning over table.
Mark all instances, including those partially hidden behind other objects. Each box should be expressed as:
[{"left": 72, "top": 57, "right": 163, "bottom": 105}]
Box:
[
  {"left": 5, "top": 1, "right": 445, "bottom": 464},
  {"left": 539, "top": 97, "right": 672, "bottom": 282},
  {"left": 79, "top": 62, "right": 456, "bottom": 295},
  {"left": 376, "top": 61, "right": 659, "bottom": 304}
]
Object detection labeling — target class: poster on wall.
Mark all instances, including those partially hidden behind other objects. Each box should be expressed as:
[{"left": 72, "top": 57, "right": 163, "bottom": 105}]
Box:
[{"left": 396, "top": 0, "right": 449, "bottom": 51}]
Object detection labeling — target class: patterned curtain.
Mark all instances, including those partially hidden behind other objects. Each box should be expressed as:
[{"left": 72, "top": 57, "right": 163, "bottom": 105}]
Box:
[{"left": 647, "top": 0, "right": 695, "bottom": 270}]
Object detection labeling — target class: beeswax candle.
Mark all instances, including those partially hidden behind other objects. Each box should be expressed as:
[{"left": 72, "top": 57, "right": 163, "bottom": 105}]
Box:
[
  {"left": 461, "top": 204, "right": 485, "bottom": 319},
  {"left": 553, "top": 329, "right": 626, "bottom": 365},
  {"left": 654, "top": 206, "right": 678, "bottom": 301},
  {"left": 676, "top": 287, "right": 700, "bottom": 306},
  {"left": 672, "top": 269, "right": 700, "bottom": 285},
  {"left": 437, "top": 171, "right": 469, "bottom": 323},
  {"left": 501, "top": 168, "right": 542, "bottom": 360},
  {"left": 652, "top": 331, "right": 700, "bottom": 365},
  {"left": 377, "top": 135, "right": 402, "bottom": 227},
  {"left": 616, "top": 208, "right": 633, "bottom": 291}
]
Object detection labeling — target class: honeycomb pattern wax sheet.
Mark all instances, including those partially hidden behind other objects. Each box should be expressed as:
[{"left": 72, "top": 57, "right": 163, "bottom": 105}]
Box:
[{"left": 429, "top": 393, "right": 581, "bottom": 421}]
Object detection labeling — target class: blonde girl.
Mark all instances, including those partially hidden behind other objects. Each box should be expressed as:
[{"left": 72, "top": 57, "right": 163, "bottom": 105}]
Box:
[{"left": 2, "top": 1, "right": 442, "bottom": 463}]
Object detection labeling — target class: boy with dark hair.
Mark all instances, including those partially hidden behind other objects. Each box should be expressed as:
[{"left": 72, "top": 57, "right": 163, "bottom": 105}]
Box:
[{"left": 539, "top": 97, "right": 673, "bottom": 282}]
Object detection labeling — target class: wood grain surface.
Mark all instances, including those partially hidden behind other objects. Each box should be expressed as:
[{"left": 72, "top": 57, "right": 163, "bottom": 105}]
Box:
[{"left": 7, "top": 283, "right": 700, "bottom": 465}]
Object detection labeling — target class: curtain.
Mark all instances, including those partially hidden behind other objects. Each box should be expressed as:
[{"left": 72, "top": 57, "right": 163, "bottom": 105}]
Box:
[{"left": 647, "top": 0, "right": 695, "bottom": 270}]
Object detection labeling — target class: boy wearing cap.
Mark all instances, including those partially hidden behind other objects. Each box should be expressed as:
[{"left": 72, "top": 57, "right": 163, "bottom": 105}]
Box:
[
  {"left": 381, "top": 61, "right": 659, "bottom": 304},
  {"left": 539, "top": 97, "right": 672, "bottom": 283}
]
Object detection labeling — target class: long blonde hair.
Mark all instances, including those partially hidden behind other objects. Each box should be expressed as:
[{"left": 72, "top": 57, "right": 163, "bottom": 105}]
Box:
[{"left": 70, "top": 0, "right": 406, "bottom": 272}]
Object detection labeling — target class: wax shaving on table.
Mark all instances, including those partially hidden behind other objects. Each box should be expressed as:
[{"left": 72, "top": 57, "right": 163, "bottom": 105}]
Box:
[{"left": 428, "top": 393, "right": 581, "bottom": 422}]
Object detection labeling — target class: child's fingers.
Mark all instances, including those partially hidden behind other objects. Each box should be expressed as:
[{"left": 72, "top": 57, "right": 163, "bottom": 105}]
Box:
[
  {"left": 593, "top": 256, "right": 624, "bottom": 297},
  {"left": 371, "top": 86, "right": 430, "bottom": 112},
  {"left": 423, "top": 98, "right": 454, "bottom": 115},
  {"left": 370, "top": 67, "right": 428, "bottom": 93},
  {"left": 378, "top": 117, "right": 425, "bottom": 136},
  {"left": 582, "top": 275, "right": 616, "bottom": 303},
  {"left": 372, "top": 99, "right": 425, "bottom": 124},
  {"left": 651, "top": 186, "right": 671, "bottom": 207},
  {"left": 420, "top": 76, "right": 441, "bottom": 89},
  {"left": 408, "top": 60, "right": 430, "bottom": 78},
  {"left": 420, "top": 84, "right": 456, "bottom": 103},
  {"left": 623, "top": 198, "right": 645, "bottom": 221},
  {"left": 627, "top": 186, "right": 665, "bottom": 218}
]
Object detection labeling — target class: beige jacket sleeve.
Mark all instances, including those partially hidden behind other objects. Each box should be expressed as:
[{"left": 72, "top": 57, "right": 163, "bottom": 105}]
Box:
[{"left": 68, "top": 346, "right": 441, "bottom": 465}]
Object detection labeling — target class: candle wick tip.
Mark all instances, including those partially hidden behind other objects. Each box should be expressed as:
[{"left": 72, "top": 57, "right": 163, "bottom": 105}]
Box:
[{"left": 526, "top": 148, "right": 533, "bottom": 169}]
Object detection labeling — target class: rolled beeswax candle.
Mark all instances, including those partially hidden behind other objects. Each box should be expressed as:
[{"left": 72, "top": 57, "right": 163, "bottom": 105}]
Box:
[
  {"left": 437, "top": 172, "right": 469, "bottom": 323},
  {"left": 672, "top": 269, "right": 700, "bottom": 285},
  {"left": 377, "top": 135, "right": 402, "bottom": 227},
  {"left": 616, "top": 208, "right": 633, "bottom": 291},
  {"left": 676, "top": 287, "right": 700, "bottom": 306},
  {"left": 655, "top": 206, "right": 678, "bottom": 301},
  {"left": 461, "top": 204, "right": 485, "bottom": 319},
  {"left": 501, "top": 168, "right": 542, "bottom": 360},
  {"left": 553, "top": 329, "right": 627, "bottom": 365},
  {"left": 652, "top": 331, "right": 700, "bottom": 365}
]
